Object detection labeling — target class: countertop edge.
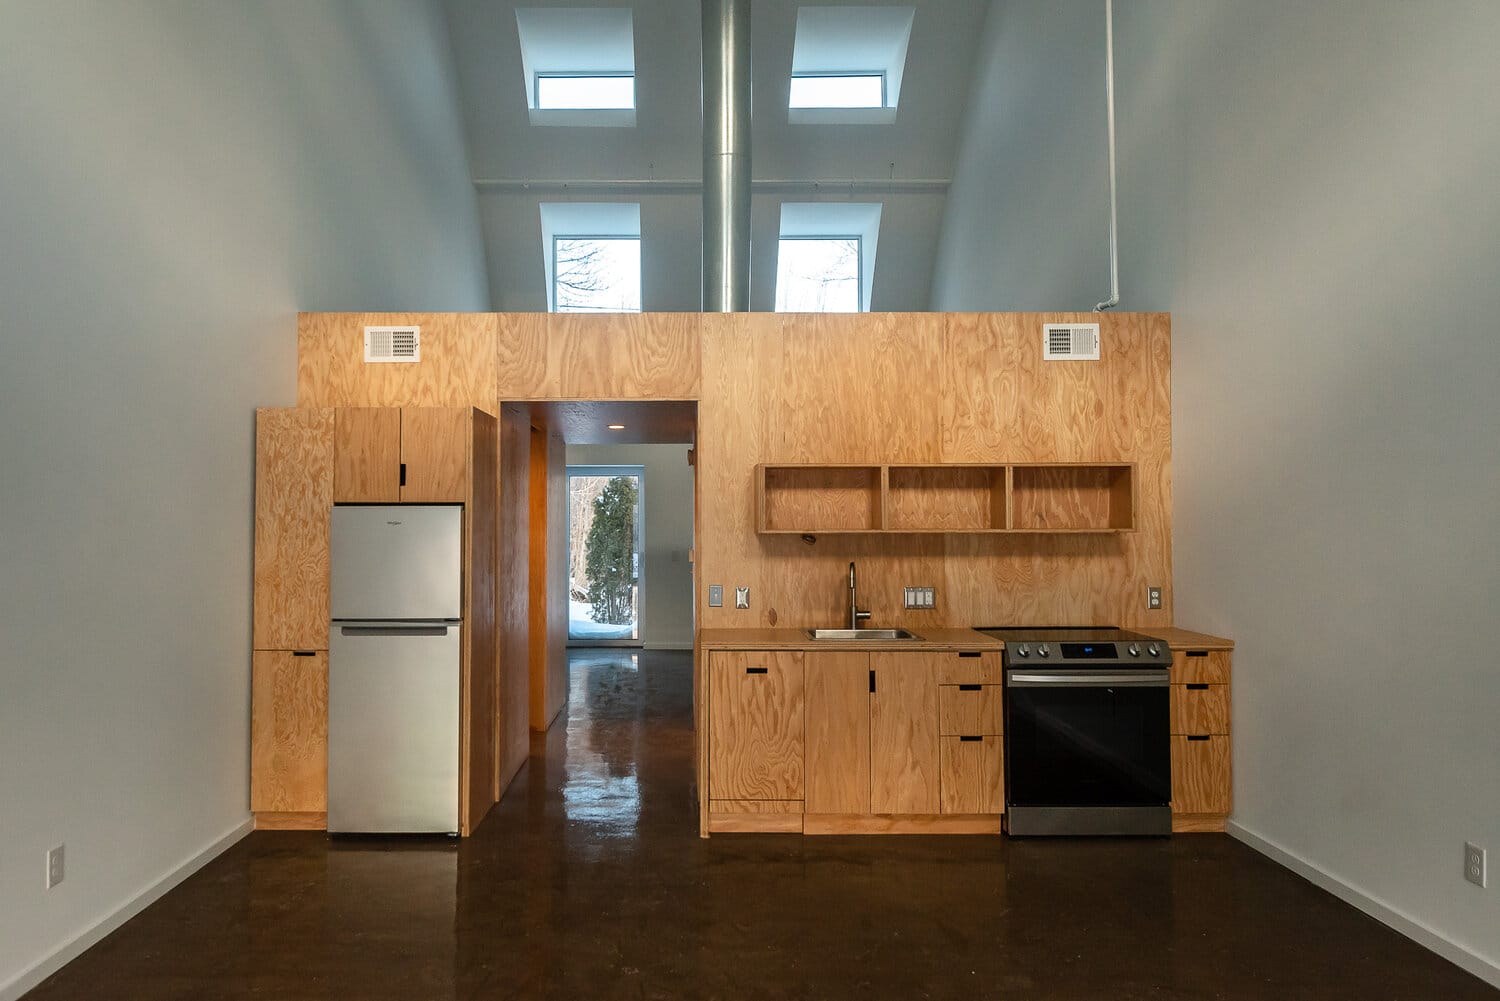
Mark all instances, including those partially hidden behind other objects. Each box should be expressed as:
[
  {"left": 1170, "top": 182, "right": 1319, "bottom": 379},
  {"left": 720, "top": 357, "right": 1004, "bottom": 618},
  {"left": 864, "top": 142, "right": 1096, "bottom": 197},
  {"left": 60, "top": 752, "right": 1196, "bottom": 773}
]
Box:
[{"left": 696, "top": 625, "right": 1234, "bottom": 652}]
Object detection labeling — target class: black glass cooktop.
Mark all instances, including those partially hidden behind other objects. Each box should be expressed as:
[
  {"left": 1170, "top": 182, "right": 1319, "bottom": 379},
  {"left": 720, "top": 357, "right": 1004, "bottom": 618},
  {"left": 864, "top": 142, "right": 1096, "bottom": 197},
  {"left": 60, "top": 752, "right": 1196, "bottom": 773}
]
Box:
[{"left": 973, "top": 626, "right": 1163, "bottom": 644}]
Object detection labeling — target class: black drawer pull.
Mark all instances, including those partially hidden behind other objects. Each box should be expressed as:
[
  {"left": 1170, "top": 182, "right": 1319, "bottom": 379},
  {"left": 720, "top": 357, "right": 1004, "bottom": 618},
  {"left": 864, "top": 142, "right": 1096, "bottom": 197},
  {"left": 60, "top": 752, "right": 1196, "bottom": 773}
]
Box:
[
  {"left": 745, "top": 666, "right": 768, "bottom": 675},
  {"left": 958, "top": 684, "right": 982, "bottom": 692},
  {"left": 1187, "top": 734, "right": 1211, "bottom": 742},
  {"left": 1186, "top": 683, "right": 1209, "bottom": 691},
  {"left": 869, "top": 670, "right": 876, "bottom": 693},
  {"left": 399, "top": 462, "right": 407, "bottom": 486},
  {"left": 958, "top": 651, "right": 981, "bottom": 658},
  {"left": 960, "top": 735, "right": 983, "bottom": 742},
  {"left": 1186, "top": 650, "right": 1208, "bottom": 657},
  {"left": 292, "top": 650, "right": 316, "bottom": 657}
]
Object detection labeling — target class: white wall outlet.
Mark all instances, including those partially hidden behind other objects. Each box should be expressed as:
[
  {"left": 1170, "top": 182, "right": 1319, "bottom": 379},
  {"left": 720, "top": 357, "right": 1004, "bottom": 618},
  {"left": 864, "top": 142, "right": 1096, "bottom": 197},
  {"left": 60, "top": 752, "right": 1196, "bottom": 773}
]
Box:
[
  {"left": 46, "top": 844, "right": 65, "bottom": 889},
  {"left": 1465, "top": 842, "right": 1487, "bottom": 888},
  {"left": 734, "top": 587, "right": 750, "bottom": 609},
  {"left": 708, "top": 585, "right": 723, "bottom": 607},
  {"left": 1147, "top": 586, "right": 1163, "bottom": 610},
  {"left": 904, "top": 586, "right": 937, "bottom": 609}
]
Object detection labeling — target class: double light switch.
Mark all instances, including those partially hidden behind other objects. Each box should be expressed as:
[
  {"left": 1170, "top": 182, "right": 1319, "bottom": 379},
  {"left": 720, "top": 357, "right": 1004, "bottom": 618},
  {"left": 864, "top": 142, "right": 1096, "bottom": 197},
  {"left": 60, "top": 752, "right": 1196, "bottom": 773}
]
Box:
[{"left": 903, "top": 586, "right": 936, "bottom": 609}]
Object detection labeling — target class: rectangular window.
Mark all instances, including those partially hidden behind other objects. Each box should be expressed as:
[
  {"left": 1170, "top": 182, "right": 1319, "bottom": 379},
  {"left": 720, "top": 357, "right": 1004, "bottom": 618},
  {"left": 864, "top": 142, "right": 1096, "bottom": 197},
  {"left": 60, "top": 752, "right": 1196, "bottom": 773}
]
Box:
[
  {"left": 775, "top": 237, "right": 862, "bottom": 313},
  {"left": 788, "top": 74, "right": 885, "bottom": 109},
  {"left": 553, "top": 237, "right": 642, "bottom": 313},
  {"left": 536, "top": 74, "right": 635, "bottom": 110},
  {"left": 567, "top": 466, "right": 644, "bottom": 644}
]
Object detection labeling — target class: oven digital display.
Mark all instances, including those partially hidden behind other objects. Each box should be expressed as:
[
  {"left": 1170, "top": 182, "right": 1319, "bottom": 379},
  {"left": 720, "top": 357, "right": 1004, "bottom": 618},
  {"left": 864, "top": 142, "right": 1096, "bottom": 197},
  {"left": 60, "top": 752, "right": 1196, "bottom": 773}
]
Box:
[{"left": 1060, "top": 643, "right": 1118, "bottom": 659}]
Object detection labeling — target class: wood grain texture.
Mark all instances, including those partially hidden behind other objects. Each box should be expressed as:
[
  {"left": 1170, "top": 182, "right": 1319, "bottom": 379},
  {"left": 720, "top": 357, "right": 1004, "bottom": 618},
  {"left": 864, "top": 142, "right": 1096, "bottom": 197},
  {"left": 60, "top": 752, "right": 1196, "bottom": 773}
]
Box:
[
  {"left": 939, "top": 685, "right": 1003, "bottom": 735},
  {"left": 253, "top": 409, "right": 333, "bottom": 650},
  {"left": 527, "top": 425, "right": 549, "bottom": 730},
  {"left": 760, "top": 465, "right": 882, "bottom": 532},
  {"left": 1172, "top": 815, "right": 1228, "bottom": 833},
  {"left": 496, "top": 313, "right": 701, "bottom": 400},
  {"left": 333, "top": 407, "right": 400, "bottom": 503},
  {"left": 934, "top": 652, "right": 1005, "bottom": 685},
  {"left": 1172, "top": 649, "right": 1232, "bottom": 684},
  {"left": 802, "top": 814, "right": 1000, "bottom": 835},
  {"left": 497, "top": 405, "right": 532, "bottom": 795},
  {"left": 1171, "top": 735, "right": 1232, "bottom": 815},
  {"left": 298, "top": 313, "right": 498, "bottom": 411},
  {"left": 402, "top": 407, "right": 471, "bottom": 503},
  {"left": 708, "top": 651, "right": 805, "bottom": 801},
  {"left": 1009, "top": 464, "right": 1134, "bottom": 531},
  {"left": 697, "top": 629, "right": 1002, "bottom": 652},
  {"left": 939, "top": 735, "right": 1004, "bottom": 814},
  {"left": 869, "top": 652, "right": 939, "bottom": 814},
  {"left": 886, "top": 466, "right": 1004, "bottom": 532},
  {"left": 250, "top": 650, "right": 327, "bottom": 813},
  {"left": 709, "top": 799, "right": 803, "bottom": 813},
  {"left": 1154, "top": 627, "right": 1234, "bottom": 650},
  {"left": 708, "top": 812, "right": 804, "bottom": 834},
  {"left": 1171, "top": 684, "right": 1230, "bottom": 735},
  {"left": 804, "top": 652, "right": 871, "bottom": 814},
  {"left": 253, "top": 811, "right": 327, "bottom": 831},
  {"left": 464, "top": 409, "right": 499, "bottom": 834}
]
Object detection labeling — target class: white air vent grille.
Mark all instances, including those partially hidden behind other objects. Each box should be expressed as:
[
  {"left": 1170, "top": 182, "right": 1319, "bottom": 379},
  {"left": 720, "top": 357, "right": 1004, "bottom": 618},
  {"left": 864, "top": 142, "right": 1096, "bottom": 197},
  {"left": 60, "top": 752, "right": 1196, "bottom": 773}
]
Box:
[
  {"left": 1042, "top": 322, "right": 1101, "bottom": 361},
  {"left": 364, "top": 326, "right": 420, "bottom": 363}
]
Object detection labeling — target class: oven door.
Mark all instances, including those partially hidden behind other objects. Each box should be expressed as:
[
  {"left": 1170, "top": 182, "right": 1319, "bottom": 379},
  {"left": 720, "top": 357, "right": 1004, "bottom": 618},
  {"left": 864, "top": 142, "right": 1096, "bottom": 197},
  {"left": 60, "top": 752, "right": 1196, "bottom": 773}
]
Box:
[{"left": 1005, "top": 668, "right": 1170, "bottom": 809}]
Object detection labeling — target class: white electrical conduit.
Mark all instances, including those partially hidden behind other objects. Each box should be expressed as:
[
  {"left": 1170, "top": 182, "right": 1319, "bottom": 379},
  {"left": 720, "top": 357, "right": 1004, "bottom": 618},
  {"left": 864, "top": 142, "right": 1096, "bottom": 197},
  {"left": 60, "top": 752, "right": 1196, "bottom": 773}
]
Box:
[{"left": 1094, "top": 0, "right": 1120, "bottom": 313}]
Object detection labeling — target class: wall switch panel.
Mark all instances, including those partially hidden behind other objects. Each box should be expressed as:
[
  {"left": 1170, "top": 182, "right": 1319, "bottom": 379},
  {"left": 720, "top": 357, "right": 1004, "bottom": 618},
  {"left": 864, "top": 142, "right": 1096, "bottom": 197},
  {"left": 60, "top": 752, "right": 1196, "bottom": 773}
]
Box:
[
  {"left": 904, "top": 587, "right": 936, "bottom": 609},
  {"left": 707, "top": 585, "right": 723, "bottom": 607},
  {"left": 47, "top": 844, "right": 65, "bottom": 889},
  {"left": 734, "top": 587, "right": 750, "bottom": 609},
  {"left": 1466, "top": 842, "right": 1487, "bottom": 888}
]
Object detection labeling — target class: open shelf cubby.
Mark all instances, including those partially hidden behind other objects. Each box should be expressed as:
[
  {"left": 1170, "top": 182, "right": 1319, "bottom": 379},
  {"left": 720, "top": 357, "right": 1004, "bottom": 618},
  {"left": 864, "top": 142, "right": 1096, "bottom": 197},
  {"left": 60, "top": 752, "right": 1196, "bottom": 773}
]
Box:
[{"left": 755, "top": 463, "right": 1135, "bottom": 534}]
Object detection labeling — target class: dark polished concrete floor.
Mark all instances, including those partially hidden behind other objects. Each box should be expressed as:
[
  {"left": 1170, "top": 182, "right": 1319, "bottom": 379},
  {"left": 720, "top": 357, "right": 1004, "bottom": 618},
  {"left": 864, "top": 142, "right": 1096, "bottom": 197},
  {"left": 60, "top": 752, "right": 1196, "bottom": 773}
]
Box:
[{"left": 26, "top": 648, "right": 1497, "bottom": 1000}]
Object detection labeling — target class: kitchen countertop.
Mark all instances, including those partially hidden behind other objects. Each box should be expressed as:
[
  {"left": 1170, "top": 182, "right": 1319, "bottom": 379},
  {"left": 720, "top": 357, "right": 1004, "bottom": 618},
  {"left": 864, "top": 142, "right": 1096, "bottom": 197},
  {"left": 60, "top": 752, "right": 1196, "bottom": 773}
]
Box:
[{"left": 697, "top": 626, "right": 1233, "bottom": 652}]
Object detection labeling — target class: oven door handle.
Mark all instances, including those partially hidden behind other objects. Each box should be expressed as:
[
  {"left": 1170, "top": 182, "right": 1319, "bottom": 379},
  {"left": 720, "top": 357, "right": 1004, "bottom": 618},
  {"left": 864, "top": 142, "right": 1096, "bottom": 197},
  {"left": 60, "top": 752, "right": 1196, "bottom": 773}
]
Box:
[{"left": 1007, "top": 670, "right": 1170, "bottom": 687}]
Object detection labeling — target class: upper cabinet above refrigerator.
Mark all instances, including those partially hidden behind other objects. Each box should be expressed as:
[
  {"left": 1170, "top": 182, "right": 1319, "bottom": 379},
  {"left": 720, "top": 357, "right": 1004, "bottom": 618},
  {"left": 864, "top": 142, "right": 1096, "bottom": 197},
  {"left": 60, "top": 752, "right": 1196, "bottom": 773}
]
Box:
[{"left": 333, "top": 407, "right": 471, "bottom": 504}]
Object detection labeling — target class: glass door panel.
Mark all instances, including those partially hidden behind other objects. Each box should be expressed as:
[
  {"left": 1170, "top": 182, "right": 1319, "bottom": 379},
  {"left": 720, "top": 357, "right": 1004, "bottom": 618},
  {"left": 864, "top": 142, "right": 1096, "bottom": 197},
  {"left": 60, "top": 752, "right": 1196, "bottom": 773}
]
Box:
[{"left": 567, "top": 466, "right": 644, "bottom": 644}]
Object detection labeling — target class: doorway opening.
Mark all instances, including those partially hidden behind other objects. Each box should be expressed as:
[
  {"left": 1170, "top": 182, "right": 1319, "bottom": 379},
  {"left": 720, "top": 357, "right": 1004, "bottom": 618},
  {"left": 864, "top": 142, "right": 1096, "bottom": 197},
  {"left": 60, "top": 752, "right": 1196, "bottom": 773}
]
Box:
[{"left": 566, "top": 465, "right": 645, "bottom": 645}]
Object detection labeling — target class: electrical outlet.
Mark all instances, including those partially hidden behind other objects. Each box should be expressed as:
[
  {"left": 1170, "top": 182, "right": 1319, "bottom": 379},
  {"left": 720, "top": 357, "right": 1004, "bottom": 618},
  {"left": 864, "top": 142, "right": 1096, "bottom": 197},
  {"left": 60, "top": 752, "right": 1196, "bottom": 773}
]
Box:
[
  {"left": 47, "top": 844, "right": 65, "bottom": 889},
  {"left": 735, "top": 587, "right": 750, "bottom": 609},
  {"left": 708, "top": 585, "right": 723, "bottom": 608},
  {"left": 1147, "top": 586, "right": 1163, "bottom": 610},
  {"left": 904, "top": 587, "right": 937, "bottom": 609},
  {"left": 1465, "top": 842, "right": 1487, "bottom": 888}
]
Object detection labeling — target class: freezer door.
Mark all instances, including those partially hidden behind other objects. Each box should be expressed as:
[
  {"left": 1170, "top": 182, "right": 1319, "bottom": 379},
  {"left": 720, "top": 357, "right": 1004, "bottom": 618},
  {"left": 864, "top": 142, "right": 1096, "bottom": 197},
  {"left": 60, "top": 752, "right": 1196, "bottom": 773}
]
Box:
[
  {"left": 328, "top": 622, "right": 461, "bottom": 833},
  {"left": 330, "top": 505, "right": 462, "bottom": 621}
]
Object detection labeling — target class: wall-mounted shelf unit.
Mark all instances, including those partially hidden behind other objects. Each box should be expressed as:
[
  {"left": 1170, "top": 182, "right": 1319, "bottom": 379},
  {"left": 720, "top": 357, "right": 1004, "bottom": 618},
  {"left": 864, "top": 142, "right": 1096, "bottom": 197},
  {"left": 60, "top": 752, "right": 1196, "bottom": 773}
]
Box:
[{"left": 755, "top": 462, "right": 1135, "bottom": 534}]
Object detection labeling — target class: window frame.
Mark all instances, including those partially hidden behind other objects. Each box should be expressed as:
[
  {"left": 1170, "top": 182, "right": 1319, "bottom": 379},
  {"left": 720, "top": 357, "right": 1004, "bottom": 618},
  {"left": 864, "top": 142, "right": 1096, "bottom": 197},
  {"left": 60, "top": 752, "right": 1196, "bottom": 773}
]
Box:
[
  {"left": 774, "top": 234, "right": 865, "bottom": 313},
  {"left": 787, "top": 71, "right": 888, "bottom": 109},
  {"left": 534, "top": 71, "right": 637, "bottom": 111},
  {"left": 551, "top": 234, "right": 643, "bottom": 314}
]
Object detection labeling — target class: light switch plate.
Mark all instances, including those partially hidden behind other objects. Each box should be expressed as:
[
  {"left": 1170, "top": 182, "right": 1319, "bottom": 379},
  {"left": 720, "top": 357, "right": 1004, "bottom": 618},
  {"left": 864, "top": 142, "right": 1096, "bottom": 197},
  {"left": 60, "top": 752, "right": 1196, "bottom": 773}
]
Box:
[
  {"left": 734, "top": 587, "right": 750, "bottom": 609},
  {"left": 708, "top": 585, "right": 723, "bottom": 607},
  {"left": 904, "top": 586, "right": 936, "bottom": 609}
]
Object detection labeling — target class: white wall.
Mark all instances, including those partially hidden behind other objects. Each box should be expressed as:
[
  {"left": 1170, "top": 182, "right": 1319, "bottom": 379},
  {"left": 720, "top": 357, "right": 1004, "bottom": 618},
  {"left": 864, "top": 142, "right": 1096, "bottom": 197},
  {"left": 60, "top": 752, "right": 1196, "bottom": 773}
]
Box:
[
  {"left": 0, "top": 2, "right": 489, "bottom": 995},
  {"left": 935, "top": 0, "right": 1500, "bottom": 983},
  {"left": 566, "top": 445, "right": 695, "bottom": 649}
]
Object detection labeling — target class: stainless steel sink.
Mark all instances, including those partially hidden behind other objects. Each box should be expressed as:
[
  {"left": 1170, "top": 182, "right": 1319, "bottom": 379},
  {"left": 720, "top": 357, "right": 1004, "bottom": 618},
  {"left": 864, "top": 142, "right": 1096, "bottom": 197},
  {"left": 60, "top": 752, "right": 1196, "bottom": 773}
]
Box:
[{"left": 805, "top": 628, "right": 924, "bottom": 641}]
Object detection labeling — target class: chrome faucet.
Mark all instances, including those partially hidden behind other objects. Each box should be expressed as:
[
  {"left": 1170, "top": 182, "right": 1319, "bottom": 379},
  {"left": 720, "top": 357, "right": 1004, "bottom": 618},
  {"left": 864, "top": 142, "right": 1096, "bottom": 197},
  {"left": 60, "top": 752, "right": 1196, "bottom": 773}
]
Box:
[{"left": 848, "top": 561, "right": 871, "bottom": 630}]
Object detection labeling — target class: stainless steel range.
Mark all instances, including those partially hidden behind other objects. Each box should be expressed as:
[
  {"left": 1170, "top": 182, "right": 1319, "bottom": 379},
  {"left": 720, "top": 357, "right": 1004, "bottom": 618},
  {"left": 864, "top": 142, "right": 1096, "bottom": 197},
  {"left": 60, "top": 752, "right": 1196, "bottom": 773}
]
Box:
[{"left": 974, "top": 626, "right": 1173, "bottom": 837}]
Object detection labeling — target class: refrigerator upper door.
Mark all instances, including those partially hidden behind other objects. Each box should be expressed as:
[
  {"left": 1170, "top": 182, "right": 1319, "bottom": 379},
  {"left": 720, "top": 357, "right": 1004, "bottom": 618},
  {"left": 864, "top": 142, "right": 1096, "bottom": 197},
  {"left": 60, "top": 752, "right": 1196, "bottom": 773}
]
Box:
[{"left": 331, "top": 505, "right": 462, "bottom": 621}]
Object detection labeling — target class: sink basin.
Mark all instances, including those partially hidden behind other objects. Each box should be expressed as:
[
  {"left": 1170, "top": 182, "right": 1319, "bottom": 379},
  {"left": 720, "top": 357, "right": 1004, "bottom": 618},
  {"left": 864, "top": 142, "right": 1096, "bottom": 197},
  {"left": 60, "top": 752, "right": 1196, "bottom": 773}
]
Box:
[{"left": 805, "top": 628, "right": 924, "bottom": 641}]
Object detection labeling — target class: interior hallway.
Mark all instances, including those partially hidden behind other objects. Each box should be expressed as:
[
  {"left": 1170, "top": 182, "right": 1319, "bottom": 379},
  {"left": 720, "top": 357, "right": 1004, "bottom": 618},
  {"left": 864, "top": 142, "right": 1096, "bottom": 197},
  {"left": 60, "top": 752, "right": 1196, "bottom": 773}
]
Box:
[{"left": 23, "top": 649, "right": 1498, "bottom": 1000}]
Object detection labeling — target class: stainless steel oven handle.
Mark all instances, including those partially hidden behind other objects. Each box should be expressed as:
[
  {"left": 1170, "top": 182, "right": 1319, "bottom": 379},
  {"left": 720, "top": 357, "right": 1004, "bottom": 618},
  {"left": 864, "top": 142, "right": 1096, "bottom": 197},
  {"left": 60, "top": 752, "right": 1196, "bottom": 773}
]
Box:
[{"left": 1007, "top": 671, "right": 1169, "bottom": 687}]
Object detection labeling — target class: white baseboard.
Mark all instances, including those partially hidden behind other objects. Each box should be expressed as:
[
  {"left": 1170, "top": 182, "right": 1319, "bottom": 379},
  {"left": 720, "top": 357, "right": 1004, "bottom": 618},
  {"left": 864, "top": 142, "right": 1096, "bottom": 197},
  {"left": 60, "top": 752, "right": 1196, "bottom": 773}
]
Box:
[
  {"left": 1227, "top": 820, "right": 1500, "bottom": 990},
  {"left": 0, "top": 816, "right": 255, "bottom": 1001}
]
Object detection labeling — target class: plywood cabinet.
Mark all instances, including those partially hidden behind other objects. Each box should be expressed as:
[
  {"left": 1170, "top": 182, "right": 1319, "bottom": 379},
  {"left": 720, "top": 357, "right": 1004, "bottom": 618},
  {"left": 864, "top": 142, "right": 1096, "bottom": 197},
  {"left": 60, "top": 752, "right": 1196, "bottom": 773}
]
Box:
[
  {"left": 1171, "top": 735, "right": 1231, "bottom": 815},
  {"left": 253, "top": 409, "right": 334, "bottom": 651},
  {"left": 1168, "top": 644, "right": 1233, "bottom": 830},
  {"left": 803, "top": 652, "right": 870, "bottom": 814},
  {"left": 334, "top": 406, "right": 469, "bottom": 504},
  {"left": 939, "top": 736, "right": 1004, "bottom": 814},
  {"left": 869, "top": 653, "right": 940, "bottom": 814},
  {"left": 708, "top": 651, "right": 805, "bottom": 802},
  {"left": 250, "top": 650, "right": 328, "bottom": 813}
]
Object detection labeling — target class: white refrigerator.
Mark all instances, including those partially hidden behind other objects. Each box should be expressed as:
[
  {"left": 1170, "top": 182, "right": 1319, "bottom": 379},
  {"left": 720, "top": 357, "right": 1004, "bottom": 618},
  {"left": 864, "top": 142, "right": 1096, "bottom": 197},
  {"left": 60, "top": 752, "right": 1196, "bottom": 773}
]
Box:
[{"left": 328, "top": 505, "right": 463, "bottom": 834}]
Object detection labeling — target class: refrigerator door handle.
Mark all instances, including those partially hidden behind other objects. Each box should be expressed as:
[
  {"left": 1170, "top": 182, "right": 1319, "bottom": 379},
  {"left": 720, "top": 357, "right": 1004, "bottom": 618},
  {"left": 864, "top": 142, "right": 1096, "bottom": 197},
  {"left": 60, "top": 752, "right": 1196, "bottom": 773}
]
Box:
[{"left": 336, "top": 623, "right": 455, "bottom": 638}]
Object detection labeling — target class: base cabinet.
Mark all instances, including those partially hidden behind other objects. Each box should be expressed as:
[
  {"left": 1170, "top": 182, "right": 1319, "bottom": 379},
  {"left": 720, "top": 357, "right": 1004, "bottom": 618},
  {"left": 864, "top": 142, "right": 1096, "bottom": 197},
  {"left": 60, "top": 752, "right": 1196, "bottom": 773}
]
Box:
[
  {"left": 250, "top": 650, "right": 328, "bottom": 814},
  {"left": 707, "top": 651, "right": 805, "bottom": 802},
  {"left": 939, "top": 735, "right": 1004, "bottom": 814},
  {"left": 1168, "top": 646, "right": 1233, "bottom": 829}
]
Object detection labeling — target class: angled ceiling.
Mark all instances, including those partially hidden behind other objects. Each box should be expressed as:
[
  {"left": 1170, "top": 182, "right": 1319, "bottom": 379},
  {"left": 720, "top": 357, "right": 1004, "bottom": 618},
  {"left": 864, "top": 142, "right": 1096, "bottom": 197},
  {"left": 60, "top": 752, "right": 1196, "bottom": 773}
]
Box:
[{"left": 440, "top": 0, "right": 989, "bottom": 311}]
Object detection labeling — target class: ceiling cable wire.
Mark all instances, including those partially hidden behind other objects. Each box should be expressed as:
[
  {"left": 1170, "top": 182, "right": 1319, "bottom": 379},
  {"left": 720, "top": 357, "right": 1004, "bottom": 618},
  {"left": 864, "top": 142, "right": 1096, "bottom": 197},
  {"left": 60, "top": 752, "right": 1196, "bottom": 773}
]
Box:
[{"left": 1094, "top": 0, "right": 1120, "bottom": 313}]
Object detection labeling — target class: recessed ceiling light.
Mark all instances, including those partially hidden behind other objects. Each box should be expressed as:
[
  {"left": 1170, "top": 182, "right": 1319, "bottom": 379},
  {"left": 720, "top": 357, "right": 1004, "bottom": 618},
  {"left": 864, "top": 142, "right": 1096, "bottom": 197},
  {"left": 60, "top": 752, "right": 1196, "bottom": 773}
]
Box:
[{"left": 607, "top": 424, "right": 626, "bottom": 430}]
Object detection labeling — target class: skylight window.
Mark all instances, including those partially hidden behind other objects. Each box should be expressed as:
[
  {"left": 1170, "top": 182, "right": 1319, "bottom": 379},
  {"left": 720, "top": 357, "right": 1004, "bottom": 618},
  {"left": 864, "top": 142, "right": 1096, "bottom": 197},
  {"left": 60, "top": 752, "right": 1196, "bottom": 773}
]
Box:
[
  {"left": 516, "top": 8, "right": 636, "bottom": 125},
  {"left": 539, "top": 203, "right": 642, "bottom": 312},
  {"left": 775, "top": 202, "right": 882, "bottom": 312},
  {"left": 788, "top": 74, "right": 884, "bottom": 109},
  {"left": 536, "top": 74, "right": 634, "bottom": 111}
]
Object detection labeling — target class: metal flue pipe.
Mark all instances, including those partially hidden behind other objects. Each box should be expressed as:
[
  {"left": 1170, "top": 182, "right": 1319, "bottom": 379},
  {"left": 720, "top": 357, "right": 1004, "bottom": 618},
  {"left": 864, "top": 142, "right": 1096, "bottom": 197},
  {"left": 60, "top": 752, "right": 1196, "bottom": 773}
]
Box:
[{"left": 702, "top": 0, "right": 752, "bottom": 312}]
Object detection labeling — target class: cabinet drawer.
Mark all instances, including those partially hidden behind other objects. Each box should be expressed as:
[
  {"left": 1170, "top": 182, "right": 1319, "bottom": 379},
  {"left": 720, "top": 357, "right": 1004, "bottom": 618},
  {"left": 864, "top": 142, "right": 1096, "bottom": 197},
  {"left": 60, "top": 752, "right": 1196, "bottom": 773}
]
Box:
[
  {"left": 939, "top": 685, "right": 1003, "bottom": 735},
  {"left": 1171, "top": 649, "right": 1230, "bottom": 684},
  {"left": 709, "top": 651, "right": 805, "bottom": 801},
  {"left": 935, "top": 651, "right": 1004, "bottom": 685},
  {"left": 939, "top": 735, "right": 1004, "bottom": 814},
  {"left": 251, "top": 650, "right": 328, "bottom": 813},
  {"left": 1170, "top": 734, "right": 1231, "bottom": 815},
  {"left": 1170, "top": 684, "right": 1229, "bottom": 735}
]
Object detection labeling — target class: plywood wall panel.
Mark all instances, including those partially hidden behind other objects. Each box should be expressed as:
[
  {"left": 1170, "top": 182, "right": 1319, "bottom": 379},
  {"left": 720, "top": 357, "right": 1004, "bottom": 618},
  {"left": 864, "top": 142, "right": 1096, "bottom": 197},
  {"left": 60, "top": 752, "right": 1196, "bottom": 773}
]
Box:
[
  {"left": 527, "top": 426, "right": 568, "bottom": 731},
  {"left": 497, "top": 404, "right": 532, "bottom": 793},
  {"left": 494, "top": 313, "right": 552, "bottom": 399},
  {"left": 464, "top": 410, "right": 499, "bottom": 833},
  {"left": 298, "top": 313, "right": 497, "bottom": 411},
  {"left": 254, "top": 408, "right": 334, "bottom": 650},
  {"left": 497, "top": 313, "right": 701, "bottom": 400}
]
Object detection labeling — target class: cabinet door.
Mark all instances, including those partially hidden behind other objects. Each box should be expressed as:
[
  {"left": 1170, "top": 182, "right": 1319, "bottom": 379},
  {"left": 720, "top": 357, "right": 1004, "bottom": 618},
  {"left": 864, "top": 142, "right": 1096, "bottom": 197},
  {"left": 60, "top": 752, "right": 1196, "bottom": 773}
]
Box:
[
  {"left": 804, "top": 652, "right": 870, "bottom": 814},
  {"left": 869, "top": 653, "right": 939, "bottom": 814},
  {"left": 254, "top": 408, "right": 333, "bottom": 650},
  {"left": 1171, "top": 735, "right": 1232, "bottom": 814},
  {"left": 251, "top": 650, "right": 328, "bottom": 813},
  {"left": 401, "top": 407, "right": 470, "bottom": 503},
  {"left": 334, "top": 407, "right": 400, "bottom": 503},
  {"left": 939, "top": 735, "right": 1004, "bottom": 814},
  {"left": 709, "top": 651, "right": 804, "bottom": 801}
]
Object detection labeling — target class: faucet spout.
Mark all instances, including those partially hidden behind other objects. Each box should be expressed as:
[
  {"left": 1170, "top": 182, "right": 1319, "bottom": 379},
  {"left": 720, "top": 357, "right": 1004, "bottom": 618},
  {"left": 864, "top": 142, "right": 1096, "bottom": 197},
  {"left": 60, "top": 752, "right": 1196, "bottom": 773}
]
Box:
[{"left": 848, "top": 561, "right": 871, "bottom": 630}]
